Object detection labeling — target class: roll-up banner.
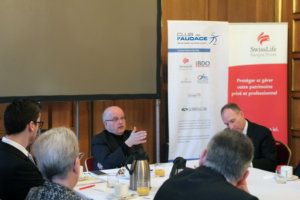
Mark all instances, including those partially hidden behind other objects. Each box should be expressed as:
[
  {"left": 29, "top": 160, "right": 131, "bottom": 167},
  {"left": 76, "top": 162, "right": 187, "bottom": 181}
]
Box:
[
  {"left": 168, "top": 21, "right": 287, "bottom": 160},
  {"left": 228, "top": 23, "right": 288, "bottom": 143},
  {"left": 168, "top": 21, "right": 228, "bottom": 160}
]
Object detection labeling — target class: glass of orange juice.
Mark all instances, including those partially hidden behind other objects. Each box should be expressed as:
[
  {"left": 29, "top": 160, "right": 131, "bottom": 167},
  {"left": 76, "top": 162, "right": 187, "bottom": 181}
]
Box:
[
  {"left": 137, "top": 180, "right": 150, "bottom": 196},
  {"left": 155, "top": 166, "right": 165, "bottom": 177}
]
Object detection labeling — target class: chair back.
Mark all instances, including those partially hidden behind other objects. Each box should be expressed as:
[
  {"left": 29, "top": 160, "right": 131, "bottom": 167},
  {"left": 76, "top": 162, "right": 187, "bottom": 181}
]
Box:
[
  {"left": 85, "top": 156, "right": 94, "bottom": 172},
  {"left": 275, "top": 140, "right": 291, "bottom": 166}
]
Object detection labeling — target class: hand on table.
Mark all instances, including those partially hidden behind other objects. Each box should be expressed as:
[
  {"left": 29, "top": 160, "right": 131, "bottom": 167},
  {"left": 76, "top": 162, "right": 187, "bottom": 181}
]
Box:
[{"left": 125, "top": 127, "right": 147, "bottom": 147}]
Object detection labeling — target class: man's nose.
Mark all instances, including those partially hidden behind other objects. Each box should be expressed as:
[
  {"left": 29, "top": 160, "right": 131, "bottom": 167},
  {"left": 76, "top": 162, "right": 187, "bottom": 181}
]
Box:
[{"left": 228, "top": 123, "right": 234, "bottom": 130}]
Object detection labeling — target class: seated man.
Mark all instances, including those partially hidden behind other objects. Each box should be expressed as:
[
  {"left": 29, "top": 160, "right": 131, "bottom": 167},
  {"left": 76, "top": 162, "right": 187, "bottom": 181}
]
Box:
[
  {"left": 26, "top": 127, "right": 86, "bottom": 200},
  {"left": 154, "top": 129, "right": 258, "bottom": 200},
  {"left": 221, "top": 103, "right": 277, "bottom": 172},
  {"left": 0, "top": 99, "right": 44, "bottom": 200},
  {"left": 92, "top": 106, "right": 147, "bottom": 169}
]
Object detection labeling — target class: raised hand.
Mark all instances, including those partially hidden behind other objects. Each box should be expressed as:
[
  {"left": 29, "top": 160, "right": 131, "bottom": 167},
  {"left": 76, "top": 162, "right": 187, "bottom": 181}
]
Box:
[{"left": 125, "top": 126, "right": 147, "bottom": 147}]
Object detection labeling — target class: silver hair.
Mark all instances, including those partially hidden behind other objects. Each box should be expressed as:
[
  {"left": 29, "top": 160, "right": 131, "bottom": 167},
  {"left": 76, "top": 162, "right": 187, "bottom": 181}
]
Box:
[
  {"left": 204, "top": 128, "right": 254, "bottom": 183},
  {"left": 32, "top": 127, "right": 79, "bottom": 181}
]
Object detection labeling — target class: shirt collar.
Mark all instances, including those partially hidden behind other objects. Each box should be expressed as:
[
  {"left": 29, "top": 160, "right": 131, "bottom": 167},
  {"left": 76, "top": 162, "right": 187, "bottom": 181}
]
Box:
[
  {"left": 242, "top": 120, "right": 248, "bottom": 135},
  {"left": 2, "top": 136, "right": 30, "bottom": 157}
]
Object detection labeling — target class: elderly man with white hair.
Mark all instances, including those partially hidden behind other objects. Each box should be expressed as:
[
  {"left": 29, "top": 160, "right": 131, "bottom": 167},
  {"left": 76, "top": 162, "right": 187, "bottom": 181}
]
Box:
[{"left": 25, "top": 127, "right": 86, "bottom": 200}]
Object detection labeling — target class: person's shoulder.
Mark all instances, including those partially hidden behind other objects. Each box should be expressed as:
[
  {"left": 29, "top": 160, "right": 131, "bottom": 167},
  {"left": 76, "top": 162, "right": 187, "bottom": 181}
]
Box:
[
  {"left": 92, "top": 130, "right": 108, "bottom": 141},
  {"left": 225, "top": 185, "right": 258, "bottom": 200},
  {"left": 247, "top": 120, "right": 271, "bottom": 134}
]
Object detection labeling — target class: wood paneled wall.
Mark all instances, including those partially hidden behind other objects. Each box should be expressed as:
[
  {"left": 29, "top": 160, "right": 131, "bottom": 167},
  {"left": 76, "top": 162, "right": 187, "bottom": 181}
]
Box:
[
  {"left": 289, "top": 0, "right": 300, "bottom": 166},
  {"left": 0, "top": 0, "right": 299, "bottom": 168}
]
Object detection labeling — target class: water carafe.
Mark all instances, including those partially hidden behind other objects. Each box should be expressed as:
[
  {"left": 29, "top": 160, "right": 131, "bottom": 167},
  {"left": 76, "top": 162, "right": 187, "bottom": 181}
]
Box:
[{"left": 125, "top": 149, "right": 150, "bottom": 190}]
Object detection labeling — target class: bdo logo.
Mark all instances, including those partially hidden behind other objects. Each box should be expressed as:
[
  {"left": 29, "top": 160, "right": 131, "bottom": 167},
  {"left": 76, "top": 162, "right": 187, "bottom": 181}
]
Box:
[{"left": 195, "top": 60, "right": 210, "bottom": 67}]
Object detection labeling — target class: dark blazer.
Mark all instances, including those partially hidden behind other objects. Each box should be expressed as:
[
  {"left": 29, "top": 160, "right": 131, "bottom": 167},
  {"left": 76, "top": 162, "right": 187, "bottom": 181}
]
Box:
[
  {"left": 247, "top": 119, "right": 277, "bottom": 172},
  {"left": 0, "top": 140, "right": 44, "bottom": 200},
  {"left": 92, "top": 130, "right": 143, "bottom": 170},
  {"left": 154, "top": 166, "right": 258, "bottom": 200}
]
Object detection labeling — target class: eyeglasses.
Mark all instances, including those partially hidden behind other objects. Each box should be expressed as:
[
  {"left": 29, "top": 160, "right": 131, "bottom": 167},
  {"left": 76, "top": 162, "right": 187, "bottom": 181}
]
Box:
[
  {"left": 33, "top": 121, "right": 44, "bottom": 129},
  {"left": 78, "top": 152, "right": 85, "bottom": 160},
  {"left": 105, "top": 116, "right": 126, "bottom": 123}
]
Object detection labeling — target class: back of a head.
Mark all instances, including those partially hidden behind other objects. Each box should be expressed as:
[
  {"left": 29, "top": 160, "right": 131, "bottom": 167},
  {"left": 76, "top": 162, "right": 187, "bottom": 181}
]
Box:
[
  {"left": 204, "top": 129, "right": 254, "bottom": 183},
  {"left": 32, "top": 127, "right": 79, "bottom": 181},
  {"left": 4, "top": 99, "right": 41, "bottom": 135}
]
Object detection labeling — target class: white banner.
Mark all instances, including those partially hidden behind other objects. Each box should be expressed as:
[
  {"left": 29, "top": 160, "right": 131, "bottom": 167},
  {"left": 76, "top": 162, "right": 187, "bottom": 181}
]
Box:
[{"left": 168, "top": 21, "right": 228, "bottom": 160}]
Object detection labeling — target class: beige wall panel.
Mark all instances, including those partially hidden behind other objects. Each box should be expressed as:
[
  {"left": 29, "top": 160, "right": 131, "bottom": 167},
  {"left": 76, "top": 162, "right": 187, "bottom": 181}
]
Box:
[
  {"left": 291, "top": 98, "right": 300, "bottom": 129},
  {"left": 293, "top": 20, "right": 300, "bottom": 52},
  {"left": 292, "top": 59, "right": 300, "bottom": 90}
]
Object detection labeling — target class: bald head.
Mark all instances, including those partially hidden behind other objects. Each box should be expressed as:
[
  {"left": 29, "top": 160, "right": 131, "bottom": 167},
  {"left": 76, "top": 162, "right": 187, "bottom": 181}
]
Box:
[{"left": 102, "top": 106, "right": 126, "bottom": 135}]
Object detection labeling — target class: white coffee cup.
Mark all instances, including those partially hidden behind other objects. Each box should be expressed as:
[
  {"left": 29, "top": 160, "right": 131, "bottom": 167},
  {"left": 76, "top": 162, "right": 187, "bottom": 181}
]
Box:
[
  {"left": 79, "top": 165, "right": 84, "bottom": 178},
  {"left": 114, "top": 183, "right": 128, "bottom": 197},
  {"left": 281, "top": 166, "right": 293, "bottom": 179}
]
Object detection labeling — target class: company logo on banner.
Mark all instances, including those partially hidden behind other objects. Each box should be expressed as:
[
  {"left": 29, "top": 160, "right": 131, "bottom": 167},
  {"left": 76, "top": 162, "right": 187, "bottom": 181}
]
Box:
[
  {"left": 176, "top": 32, "right": 220, "bottom": 45},
  {"left": 228, "top": 23, "right": 287, "bottom": 143},
  {"left": 197, "top": 74, "right": 208, "bottom": 84},
  {"left": 181, "top": 106, "right": 207, "bottom": 112},
  {"left": 257, "top": 32, "right": 270, "bottom": 45},
  {"left": 168, "top": 21, "right": 228, "bottom": 160},
  {"left": 195, "top": 60, "right": 210, "bottom": 67},
  {"left": 250, "top": 32, "right": 277, "bottom": 58}
]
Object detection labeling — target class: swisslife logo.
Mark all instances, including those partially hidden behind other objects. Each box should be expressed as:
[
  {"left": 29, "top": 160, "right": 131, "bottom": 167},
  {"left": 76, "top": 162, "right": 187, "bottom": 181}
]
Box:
[
  {"left": 257, "top": 32, "right": 270, "bottom": 45},
  {"left": 250, "top": 32, "right": 277, "bottom": 57}
]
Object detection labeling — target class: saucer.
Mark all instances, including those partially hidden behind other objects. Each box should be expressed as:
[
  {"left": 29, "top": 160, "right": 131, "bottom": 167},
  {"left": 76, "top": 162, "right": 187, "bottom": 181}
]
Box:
[
  {"left": 108, "top": 193, "right": 142, "bottom": 200},
  {"left": 287, "top": 175, "right": 299, "bottom": 181}
]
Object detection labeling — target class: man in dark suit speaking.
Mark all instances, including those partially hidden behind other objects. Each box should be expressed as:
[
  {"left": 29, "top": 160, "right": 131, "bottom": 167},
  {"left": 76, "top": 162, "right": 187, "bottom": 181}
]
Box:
[
  {"left": 154, "top": 129, "right": 258, "bottom": 200},
  {"left": 221, "top": 103, "right": 277, "bottom": 172},
  {"left": 0, "top": 99, "right": 44, "bottom": 200},
  {"left": 92, "top": 106, "right": 147, "bottom": 170}
]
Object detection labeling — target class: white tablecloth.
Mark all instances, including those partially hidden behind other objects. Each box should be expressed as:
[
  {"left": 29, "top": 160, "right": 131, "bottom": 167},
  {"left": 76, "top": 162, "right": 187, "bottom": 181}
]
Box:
[{"left": 74, "top": 160, "right": 300, "bottom": 200}]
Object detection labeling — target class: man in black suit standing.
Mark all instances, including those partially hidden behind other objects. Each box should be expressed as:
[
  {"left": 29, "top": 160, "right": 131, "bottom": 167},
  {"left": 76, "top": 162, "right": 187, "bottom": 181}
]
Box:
[
  {"left": 154, "top": 129, "right": 258, "bottom": 200},
  {"left": 92, "top": 106, "right": 147, "bottom": 170},
  {"left": 221, "top": 102, "right": 277, "bottom": 172},
  {"left": 0, "top": 99, "right": 44, "bottom": 200}
]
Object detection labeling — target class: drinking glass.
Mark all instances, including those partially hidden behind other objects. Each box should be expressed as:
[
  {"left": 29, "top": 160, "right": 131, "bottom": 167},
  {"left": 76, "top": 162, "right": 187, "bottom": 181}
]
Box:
[
  {"left": 137, "top": 180, "right": 150, "bottom": 196},
  {"left": 275, "top": 169, "right": 287, "bottom": 184},
  {"left": 107, "top": 173, "right": 119, "bottom": 188},
  {"left": 155, "top": 164, "right": 165, "bottom": 177}
]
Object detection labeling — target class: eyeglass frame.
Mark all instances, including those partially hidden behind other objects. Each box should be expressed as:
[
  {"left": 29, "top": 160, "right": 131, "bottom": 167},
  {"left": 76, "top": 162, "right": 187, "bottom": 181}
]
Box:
[
  {"left": 33, "top": 121, "right": 44, "bottom": 129},
  {"left": 105, "top": 116, "right": 126, "bottom": 123},
  {"left": 78, "top": 152, "right": 85, "bottom": 160}
]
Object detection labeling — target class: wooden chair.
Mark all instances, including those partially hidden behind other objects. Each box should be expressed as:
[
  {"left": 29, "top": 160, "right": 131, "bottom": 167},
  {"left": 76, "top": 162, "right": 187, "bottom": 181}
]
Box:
[
  {"left": 84, "top": 156, "right": 94, "bottom": 172},
  {"left": 275, "top": 140, "right": 292, "bottom": 166}
]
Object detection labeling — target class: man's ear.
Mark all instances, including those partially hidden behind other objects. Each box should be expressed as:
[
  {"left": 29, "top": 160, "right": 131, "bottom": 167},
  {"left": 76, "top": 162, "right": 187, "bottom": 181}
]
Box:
[
  {"left": 199, "top": 149, "right": 207, "bottom": 166},
  {"left": 28, "top": 121, "right": 35, "bottom": 132},
  {"left": 73, "top": 158, "right": 80, "bottom": 175},
  {"left": 237, "top": 169, "right": 249, "bottom": 186}
]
